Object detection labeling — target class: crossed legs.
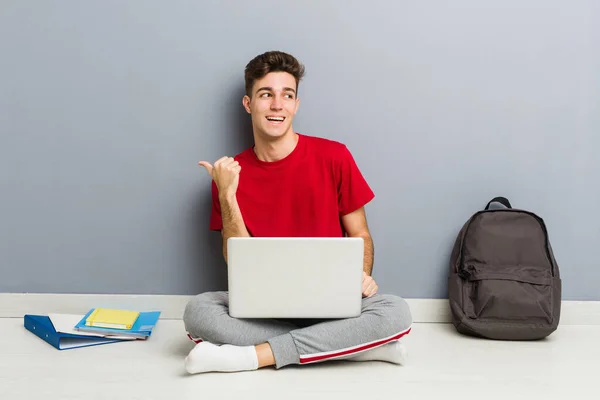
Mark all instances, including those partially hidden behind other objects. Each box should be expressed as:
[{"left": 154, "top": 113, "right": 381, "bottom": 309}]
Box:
[{"left": 182, "top": 291, "right": 412, "bottom": 373}]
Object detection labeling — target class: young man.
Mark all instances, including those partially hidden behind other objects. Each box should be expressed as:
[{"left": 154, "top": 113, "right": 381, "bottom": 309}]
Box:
[{"left": 184, "top": 51, "right": 412, "bottom": 374}]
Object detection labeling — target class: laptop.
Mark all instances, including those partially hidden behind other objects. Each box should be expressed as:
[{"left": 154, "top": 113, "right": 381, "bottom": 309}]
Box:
[{"left": 227, "top": 237, "right": 364, "bottom": 319}]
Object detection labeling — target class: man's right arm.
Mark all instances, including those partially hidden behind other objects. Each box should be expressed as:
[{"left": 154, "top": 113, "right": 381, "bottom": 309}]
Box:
[
  {"left": 198, "top": 156, "right": 248, "bottom": 263},
  {"left": 219, "top": 193, "right": 250, "bottom": 263}
]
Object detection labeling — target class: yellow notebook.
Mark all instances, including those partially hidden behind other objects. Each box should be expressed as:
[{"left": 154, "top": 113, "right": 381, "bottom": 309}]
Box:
[{"left": 85, "top": 308, "right": 140, "bottom": 330}]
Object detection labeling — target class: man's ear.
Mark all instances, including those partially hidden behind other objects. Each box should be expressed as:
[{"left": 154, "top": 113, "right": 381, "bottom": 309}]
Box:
[{"left": 242, "top": 95, "right": 251, "bottom": 114}]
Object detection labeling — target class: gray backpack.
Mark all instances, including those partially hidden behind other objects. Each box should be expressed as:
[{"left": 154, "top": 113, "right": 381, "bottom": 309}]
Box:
[{"left": 448, "top": 197, "right": 561, "bottom": 340}]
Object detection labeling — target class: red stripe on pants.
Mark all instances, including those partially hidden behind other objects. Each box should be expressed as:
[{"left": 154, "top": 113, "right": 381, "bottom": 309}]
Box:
[{"left": 299, "top": 327, "right": 411, "bottom": 364}]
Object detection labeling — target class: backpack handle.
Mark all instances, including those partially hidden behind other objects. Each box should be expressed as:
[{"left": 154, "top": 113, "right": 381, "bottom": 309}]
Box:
[{"left": 485, "top": 196, "right": 512, "bottom": 210}]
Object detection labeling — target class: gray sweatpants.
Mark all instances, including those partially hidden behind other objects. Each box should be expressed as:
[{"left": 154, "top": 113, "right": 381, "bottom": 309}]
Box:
[{"left": 183, "top": 291, "right": 412, "bottom": 368}]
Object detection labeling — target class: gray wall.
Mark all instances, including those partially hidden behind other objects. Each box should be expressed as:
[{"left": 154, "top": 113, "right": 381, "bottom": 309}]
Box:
[{"left": 1, "top": 1, "right": 598, "bottom": 300}]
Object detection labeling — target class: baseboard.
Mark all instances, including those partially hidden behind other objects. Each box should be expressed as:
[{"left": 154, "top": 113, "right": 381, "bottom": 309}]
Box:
[{"left": 1, "top": 293, "right": 599, "bottom": 325}]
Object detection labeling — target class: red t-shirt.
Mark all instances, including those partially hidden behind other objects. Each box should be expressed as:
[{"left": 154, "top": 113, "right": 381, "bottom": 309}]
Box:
[{"left": 209, "top": 134, "right": 374, "bottom": 237}]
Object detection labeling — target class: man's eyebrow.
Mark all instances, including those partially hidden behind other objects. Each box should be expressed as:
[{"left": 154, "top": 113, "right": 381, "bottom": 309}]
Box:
[
  {"left": 255, "top": 86, "right": 296, "bottom": 94},
  {"left": 255, "top": 87, "right": 272, "bottom": 94}
]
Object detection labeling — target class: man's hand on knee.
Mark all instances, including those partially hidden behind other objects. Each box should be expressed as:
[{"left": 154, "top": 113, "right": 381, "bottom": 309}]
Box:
[{"left": 362, "top": 272, "right": 378, "bottom": 297}]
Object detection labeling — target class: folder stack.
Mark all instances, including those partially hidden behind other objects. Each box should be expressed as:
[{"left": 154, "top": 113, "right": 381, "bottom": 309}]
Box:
[
  {"left": 24, "top": 308, "right": 161, "bottom": 350},
  {"left": 75, "top": 308, "right": 161, "bottom": 339}
]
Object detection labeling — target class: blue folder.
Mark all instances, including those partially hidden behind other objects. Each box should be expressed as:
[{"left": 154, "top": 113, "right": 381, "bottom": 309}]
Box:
[
  {"left": 74, "top": 309, "right": 161, "bottom": 338},
  {"left": 24, "top": 315, "right": 125, "bottom": 350}
]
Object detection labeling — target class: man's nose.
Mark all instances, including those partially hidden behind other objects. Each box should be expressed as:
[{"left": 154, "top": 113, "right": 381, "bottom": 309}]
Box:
[{"left": 270, "top": 96, "right": 283, "bottom": 110}]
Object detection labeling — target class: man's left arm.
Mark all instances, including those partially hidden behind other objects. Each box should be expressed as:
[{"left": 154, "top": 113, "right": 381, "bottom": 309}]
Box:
[
  {"left": 341, "top": 206, "right": 373, "bottom": 274},
  {"left": 341, "top": 206, "right": 377, "bottom": 297}
]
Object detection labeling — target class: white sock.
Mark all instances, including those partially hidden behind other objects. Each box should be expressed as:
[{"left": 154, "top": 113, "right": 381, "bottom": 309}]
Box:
[
  {"left": 185, "top": 341, "right": 259, "bottom": 374},
  {"left": 344, "top": 340, "right": 407, "bottom": 364}
]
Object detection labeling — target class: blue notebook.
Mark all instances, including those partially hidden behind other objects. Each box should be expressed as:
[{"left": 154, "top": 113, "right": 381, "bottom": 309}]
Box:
[
  {"left": 74, "top": 309, "right": 161, "bottom": 339},
  {"left": 24, "top": 315, "right": 125, "bottom": 350}
]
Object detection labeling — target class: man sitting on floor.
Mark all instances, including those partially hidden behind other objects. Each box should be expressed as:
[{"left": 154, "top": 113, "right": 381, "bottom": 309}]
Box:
[{"left": 184, "top": 50, "right": 413, "bottom": 374}]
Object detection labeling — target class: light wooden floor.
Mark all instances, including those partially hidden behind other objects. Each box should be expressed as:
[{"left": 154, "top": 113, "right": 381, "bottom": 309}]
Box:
[{"left": 0, "top": 317, "right": 597, "bottom": 400}]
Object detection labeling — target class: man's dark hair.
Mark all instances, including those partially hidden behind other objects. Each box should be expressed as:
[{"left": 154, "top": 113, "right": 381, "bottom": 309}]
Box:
[{"left": 244, "top": 51, "right": 305, "bottom": 97}]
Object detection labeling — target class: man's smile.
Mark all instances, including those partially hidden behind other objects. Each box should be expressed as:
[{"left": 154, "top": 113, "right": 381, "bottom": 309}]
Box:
[{"left": 266, "top": 116, "right": 285, "bottom": 125}]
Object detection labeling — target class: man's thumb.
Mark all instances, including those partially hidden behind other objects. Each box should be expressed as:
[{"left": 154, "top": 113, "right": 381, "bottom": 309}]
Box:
[{"left": 198, "top": 161, "right": 213, "bottom": 175}]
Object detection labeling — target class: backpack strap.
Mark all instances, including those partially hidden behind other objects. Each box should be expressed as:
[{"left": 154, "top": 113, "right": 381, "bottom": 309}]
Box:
[{"left": 485, "top": 196, "right": 512, "bottom": 210}]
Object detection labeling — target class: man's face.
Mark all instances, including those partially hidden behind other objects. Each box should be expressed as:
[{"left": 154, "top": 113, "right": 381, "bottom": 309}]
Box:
[{"left": 243, "top": 72, "right": 300, "bottom": 141}]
